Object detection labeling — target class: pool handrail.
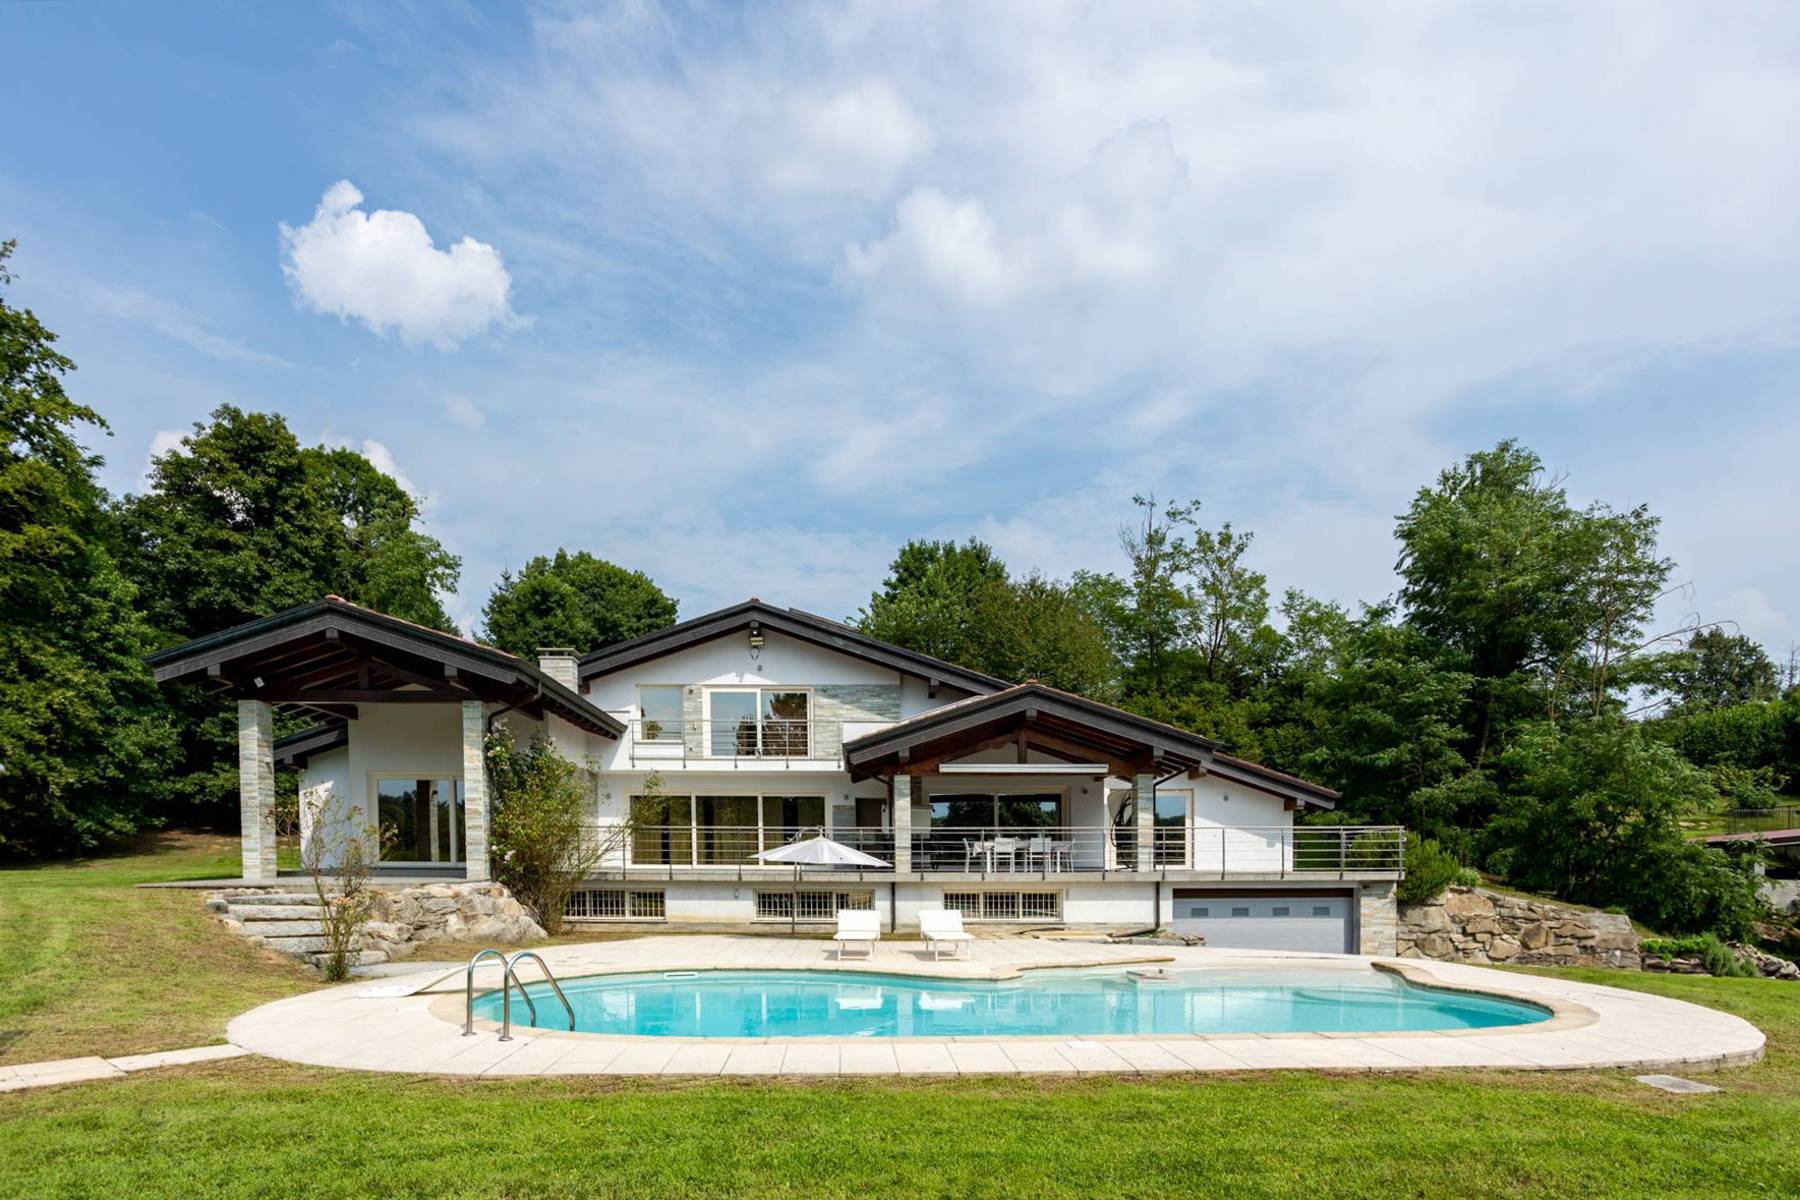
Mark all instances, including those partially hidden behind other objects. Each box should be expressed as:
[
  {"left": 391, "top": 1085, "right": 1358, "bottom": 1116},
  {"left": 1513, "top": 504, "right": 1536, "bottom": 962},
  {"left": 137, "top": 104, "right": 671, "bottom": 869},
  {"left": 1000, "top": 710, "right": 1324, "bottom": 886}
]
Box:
[
  {"left": 462, "top": 948, "right": 508, "bottom": 1037},
  {"left": 499, "top": 950, "right": 576, "bottom": 1041}
]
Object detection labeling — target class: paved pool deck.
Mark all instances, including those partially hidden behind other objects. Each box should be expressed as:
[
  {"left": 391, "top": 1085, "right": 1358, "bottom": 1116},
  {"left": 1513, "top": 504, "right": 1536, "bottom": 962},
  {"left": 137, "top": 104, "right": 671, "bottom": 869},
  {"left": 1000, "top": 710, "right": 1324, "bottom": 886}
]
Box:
[{"left": 225, "top": 935, "right": 1766, "bottom": 1078}]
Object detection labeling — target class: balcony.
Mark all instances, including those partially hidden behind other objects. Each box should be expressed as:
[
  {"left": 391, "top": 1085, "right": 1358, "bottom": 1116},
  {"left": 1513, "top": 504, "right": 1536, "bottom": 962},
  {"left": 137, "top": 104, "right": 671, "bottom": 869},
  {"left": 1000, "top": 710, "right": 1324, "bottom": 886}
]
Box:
[
  {"left": 627, "top": 718, "right": 865, "bottom": 767},
  {"left": 597, "top": 823, "right": 1405, "bottom": 880}
]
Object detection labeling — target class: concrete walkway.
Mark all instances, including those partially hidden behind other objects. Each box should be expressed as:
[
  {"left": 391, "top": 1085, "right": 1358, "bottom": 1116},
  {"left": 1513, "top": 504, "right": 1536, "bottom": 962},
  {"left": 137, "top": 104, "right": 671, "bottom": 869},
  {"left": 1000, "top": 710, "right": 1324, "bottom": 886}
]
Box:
[
  {"left": 224, "top": 935, "right": 1766, "bottom": 1078},
  {"left": 0, "top": 1044, "right": 248, "bottom": 1093}
]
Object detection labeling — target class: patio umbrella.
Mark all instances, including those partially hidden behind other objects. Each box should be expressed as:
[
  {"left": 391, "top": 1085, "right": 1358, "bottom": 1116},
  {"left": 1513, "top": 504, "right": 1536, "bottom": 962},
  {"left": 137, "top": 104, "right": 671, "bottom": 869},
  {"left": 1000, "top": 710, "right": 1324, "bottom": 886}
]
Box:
[{"left": 752, "top": 830, "right": 890, "bottom": 935}]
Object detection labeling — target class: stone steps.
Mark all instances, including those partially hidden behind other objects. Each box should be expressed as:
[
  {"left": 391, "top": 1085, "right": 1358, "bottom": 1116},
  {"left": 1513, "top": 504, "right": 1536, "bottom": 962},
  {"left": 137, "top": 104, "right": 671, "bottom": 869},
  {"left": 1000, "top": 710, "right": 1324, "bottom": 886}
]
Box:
[
  {"left": 227, "top": 905, "right": 326, "bottom": 922},
  {"left": 235, "top": 919, "right": 329, "bottom": 938}
]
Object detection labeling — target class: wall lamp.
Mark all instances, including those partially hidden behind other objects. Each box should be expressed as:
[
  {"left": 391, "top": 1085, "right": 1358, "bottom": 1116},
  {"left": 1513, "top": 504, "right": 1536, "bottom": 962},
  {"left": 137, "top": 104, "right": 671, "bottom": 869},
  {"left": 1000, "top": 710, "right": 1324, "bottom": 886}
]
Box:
[{"left": 747, "top": 622, "right": 764, "bottom": 658}]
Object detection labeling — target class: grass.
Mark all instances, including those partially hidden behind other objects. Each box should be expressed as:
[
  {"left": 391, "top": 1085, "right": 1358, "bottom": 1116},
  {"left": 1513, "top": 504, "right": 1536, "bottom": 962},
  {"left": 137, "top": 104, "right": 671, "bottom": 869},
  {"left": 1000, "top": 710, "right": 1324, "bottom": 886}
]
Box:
[
  {"left": 4, "top": 836, "right": 1800, "bottom": 1197},
  {"left": 0, "top": 831, "right": 315, "bottom": 1064}
]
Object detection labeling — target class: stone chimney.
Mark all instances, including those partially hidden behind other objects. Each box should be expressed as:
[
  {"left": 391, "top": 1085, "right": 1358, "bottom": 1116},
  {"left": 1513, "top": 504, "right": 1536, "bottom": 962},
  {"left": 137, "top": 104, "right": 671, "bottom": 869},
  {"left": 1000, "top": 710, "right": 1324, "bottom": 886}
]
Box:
[{"left": 536, "top": 647, "right": 580, "bottom": 692}]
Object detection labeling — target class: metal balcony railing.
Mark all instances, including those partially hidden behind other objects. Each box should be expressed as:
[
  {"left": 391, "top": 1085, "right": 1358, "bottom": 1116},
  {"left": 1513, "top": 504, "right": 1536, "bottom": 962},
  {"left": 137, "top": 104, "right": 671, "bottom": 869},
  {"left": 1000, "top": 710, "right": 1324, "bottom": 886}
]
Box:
[
  {"left": 628, "top": 718, "right": 834, "bottom": 765},
  {"left": 599, "top": 823, "right": 1405, "bottom": 878}
]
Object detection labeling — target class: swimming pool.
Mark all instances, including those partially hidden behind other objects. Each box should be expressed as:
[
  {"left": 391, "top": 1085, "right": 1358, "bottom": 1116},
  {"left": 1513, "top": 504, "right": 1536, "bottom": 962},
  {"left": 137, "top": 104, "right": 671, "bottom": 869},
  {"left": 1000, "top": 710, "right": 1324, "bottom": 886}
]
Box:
[{"left": 471, "top": 966, "right": 1551, "bottom": 1038}]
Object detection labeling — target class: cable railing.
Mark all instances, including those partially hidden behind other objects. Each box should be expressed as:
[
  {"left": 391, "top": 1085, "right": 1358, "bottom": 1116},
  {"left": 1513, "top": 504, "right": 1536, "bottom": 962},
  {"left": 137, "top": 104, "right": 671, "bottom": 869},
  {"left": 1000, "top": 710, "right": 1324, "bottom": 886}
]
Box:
[{"left": 602, "top": 823, "right": 1405, "bottom": 877}]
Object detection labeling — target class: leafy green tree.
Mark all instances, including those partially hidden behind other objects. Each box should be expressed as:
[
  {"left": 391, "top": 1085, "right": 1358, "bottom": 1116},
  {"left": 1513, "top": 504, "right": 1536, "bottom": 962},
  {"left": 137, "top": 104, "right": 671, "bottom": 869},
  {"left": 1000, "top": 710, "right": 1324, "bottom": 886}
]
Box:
[
  {"left": 114, "top": 406, "right": 461, "bottom": 813},
  {"left": 1396, "top": 440, "right": 1670, "bottom": 761},
  {"left": 968, "top": 572, "right": 1118, "bottom": 697},
  {"left": 306, "top": 447, "right": 459, "bottom": 630},
  {"left": 857, "top": 538, "right": 1008, "bottom": 667},
  {"left": 0, "top": 240, "right": 176, "bottom": 856},
  {"left": 1667, "top": 628, "right": 1778, "bottom": 711},
  {"left": 1485, "top": 719, "right": 1763, "bottom": 937},
  {"left": 1075, "top": 496, "right": 1276, "bottom": 704},
  {"left": 1298, "top": 610, "right": 1478, "bottom": 838},
  {"left": 483, "top": 550, "right": 676, "bottom": 657}
]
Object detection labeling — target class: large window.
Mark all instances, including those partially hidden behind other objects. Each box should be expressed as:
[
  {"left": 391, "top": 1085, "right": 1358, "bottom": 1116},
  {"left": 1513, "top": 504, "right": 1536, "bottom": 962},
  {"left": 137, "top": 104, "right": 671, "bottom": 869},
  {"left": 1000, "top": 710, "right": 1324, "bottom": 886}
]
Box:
[
  {"left": 636, "top": 686, "right": 683, "bottom": 742},
  {"left": 627, "top": 792, "right": 829, "bottom": 866},
  {"left": 706, "top": 688, "right": 811, "bottom": 757},
  {"left": 630, "top": 793, "right": 693, "bottom": 865},
  {"left": 928, "top": 792, "right": 1063, "bottom": 831},
  {"left": 695, "top": 795, "right": 757, "bottom": 864},
  {"left": 376, "top": 777, "right": 464, "bottom": 863},
  {"left": 1154, "top": 790, "right": 1189, "bottom": 866},
  {"left": 761, "top": 795, "right": 826, "bottom": 848}
]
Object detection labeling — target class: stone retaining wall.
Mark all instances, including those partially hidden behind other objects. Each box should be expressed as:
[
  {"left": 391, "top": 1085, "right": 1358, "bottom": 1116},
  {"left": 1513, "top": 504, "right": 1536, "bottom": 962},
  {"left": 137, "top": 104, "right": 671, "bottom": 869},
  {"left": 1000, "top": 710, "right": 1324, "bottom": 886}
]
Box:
[
  {"left": 1398, "top": 886, "right": 1640, "bottom": 969},
  {"left": 207, "top": 880, "right": 545, "bottom": 969}
]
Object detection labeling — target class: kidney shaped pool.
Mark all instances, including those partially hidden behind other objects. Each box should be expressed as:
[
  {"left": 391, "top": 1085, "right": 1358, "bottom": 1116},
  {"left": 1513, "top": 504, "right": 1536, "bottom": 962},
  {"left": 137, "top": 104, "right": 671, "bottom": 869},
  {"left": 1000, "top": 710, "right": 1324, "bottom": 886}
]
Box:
[{"left": 472, "top": 966, "right": 1551, "bottom": 1039}]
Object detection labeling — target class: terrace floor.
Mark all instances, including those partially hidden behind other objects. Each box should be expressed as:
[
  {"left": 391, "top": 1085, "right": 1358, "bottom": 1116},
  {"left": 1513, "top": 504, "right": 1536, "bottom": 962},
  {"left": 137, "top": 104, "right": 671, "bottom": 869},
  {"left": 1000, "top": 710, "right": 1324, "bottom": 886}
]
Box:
[{"left": 226, "top": 936, "right": 1765, "bottom": 1077}]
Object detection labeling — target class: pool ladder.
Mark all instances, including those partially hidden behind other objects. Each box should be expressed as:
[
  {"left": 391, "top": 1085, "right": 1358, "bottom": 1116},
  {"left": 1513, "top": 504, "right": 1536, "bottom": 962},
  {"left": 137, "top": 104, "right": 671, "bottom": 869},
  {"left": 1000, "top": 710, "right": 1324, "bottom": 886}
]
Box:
[{"left": 462, "top": 949, "right": 576, "bottom": 1040}]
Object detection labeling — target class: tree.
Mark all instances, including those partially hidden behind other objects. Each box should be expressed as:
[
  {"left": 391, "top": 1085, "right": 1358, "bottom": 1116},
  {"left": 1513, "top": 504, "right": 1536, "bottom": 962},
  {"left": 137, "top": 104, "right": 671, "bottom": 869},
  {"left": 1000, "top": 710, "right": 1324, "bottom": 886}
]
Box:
[
  {"left": 1667, "top": 628, "right": 1778, "bottom": 711},
  {"left": 1395, "top": 440, "right": 1670, "bottom": 761},
  {"left": 857, "top": 539, "right": 1008, "bottom": 668},
  {"left": 1484, "top": 719, "right": 1763, "bottom": 938},
  {"left": 1297, "top": 610, "right": 1478, "bottom": 838},
  {"left": 0, "top": 240, "right": 176, "bottom": 856},
  {"left": 968, "top": 572, "right": 1118, "bottom": 697},
  {"left": 483, "top": 550, "right": 677, "bottom": 658},
  {"left": 1190, "top": 521, "right": 1270, "bottom": 688},
  {"left": 306, "top": 447, "right": 460, "bottom": 630},
  {"left": 113, "top": 406, "right": 461, "bottom": 815},
  {"left": 1076, "top": 496, "right": 1276, "bottom": 705}
]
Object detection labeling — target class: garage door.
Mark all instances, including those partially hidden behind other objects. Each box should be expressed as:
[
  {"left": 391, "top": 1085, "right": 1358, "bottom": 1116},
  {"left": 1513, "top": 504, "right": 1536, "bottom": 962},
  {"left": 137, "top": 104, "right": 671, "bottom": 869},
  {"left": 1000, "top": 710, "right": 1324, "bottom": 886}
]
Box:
[{"left": 1170, "top": 892, "right": 1352, "bottom": 953}]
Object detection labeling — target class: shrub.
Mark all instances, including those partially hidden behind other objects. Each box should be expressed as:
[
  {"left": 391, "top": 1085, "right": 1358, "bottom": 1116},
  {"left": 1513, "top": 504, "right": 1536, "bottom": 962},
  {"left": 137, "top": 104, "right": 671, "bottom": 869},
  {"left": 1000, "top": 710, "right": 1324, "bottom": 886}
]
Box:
[
  {"left": 1398, "top": 837, "right": 1463, "bottom": 904},
  {"left": 1453, "top": 866, "right": 1481, "bottom": 888},
  {"left": 1484, "top": 719, "right": 1765, "bottom": 938},
  {"left": 1640, "top": 933, "right": 1757, "bottom": 978},
  {"left": 486, "top": 732, "right": 600, "bottom": 936}
]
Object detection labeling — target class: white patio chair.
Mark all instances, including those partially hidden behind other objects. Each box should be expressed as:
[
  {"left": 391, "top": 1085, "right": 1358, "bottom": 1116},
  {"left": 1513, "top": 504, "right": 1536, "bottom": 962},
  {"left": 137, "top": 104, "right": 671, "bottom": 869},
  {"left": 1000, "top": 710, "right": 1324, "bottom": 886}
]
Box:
[
  {"left": 962, "top": 838, "right": 985, "bottom": 872},
  {"left": 918, "top": 908, "right": 975, "bottom": 961},
  {"left": 832, "top": 909, "right": 881, "bottom": 960},
  {"left": 991, "top": 837, "right": 1021, "bottom": 872}
]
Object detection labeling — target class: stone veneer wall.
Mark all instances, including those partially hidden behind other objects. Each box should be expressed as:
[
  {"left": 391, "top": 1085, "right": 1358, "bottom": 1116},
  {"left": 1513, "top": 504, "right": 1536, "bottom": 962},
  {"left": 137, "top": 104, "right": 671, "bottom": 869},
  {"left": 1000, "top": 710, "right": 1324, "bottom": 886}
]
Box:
[
  {"left": 1359, "top": 882, "right": 1399, "bottom": 956},
  {"left": 812, "top": 684, "right": 902, "bottom": 760},
  {"left": 1398, "top": 886, "right": 1640, "bottom": 968}
]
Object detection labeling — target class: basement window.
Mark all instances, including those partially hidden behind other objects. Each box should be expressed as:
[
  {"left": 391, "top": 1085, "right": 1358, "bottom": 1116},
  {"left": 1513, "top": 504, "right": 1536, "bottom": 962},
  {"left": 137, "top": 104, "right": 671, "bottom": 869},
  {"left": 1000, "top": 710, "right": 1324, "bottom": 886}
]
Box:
[{"left": 566, "top": 888, "right": 665, "bottom": 921}]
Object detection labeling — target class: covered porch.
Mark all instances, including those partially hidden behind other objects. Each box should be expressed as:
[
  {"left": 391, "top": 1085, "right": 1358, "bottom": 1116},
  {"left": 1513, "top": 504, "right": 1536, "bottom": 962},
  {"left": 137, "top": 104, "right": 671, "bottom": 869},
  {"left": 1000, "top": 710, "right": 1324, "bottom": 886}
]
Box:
[{"left": 147, "top": 596, "right": 623, "bottom": 883}]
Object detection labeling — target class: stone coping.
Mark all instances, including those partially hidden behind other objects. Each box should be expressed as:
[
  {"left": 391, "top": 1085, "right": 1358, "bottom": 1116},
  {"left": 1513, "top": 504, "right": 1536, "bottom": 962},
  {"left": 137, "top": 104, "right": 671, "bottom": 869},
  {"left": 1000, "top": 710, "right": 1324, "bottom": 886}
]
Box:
[{"left": 225, "top": 934, "right": 1766, "bottom": 1078}]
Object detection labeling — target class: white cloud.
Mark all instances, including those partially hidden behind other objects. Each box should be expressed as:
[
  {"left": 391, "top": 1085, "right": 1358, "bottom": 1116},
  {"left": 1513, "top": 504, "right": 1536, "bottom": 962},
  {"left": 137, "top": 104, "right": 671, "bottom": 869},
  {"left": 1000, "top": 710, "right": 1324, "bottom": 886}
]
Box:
[
  {"left": 86, "top": 283, "right": 290, "bottom": 366},
  {"left": 266, "top": 3, "right": 1800, "bottom": 628},
  {"left": 846, "top": 188, "right": 1022, "bottom": 305},
  {"left": 354, "top": 438, "right": 422, "bottom": 504},
  {"left": 279, "top": 180, "right": 519, "bottom": 349},
  {"left": 140, "top": 429, "right": 185, "bottom": 483},
  {"left": 769, "top": 79, "right": 933, "bottom": 195},
  {"left": 442, "top": 394, "right": 485, "bottom": 431}
]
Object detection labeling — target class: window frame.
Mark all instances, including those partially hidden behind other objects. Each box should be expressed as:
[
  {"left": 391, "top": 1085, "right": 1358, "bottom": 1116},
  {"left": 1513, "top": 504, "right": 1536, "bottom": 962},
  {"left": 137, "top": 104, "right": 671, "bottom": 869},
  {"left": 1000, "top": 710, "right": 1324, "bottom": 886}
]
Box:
[
  {"left": 634, "top": 685, "right": 685, "bottom": 743},
  {"left": 370, "top": 772, "right": 465, "bottom": 866}
]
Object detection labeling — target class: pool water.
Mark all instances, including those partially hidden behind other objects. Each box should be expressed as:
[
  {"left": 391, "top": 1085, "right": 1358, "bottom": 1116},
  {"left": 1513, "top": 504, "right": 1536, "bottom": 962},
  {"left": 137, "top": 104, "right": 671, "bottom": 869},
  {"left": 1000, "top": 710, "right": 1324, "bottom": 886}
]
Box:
[{"left": 473, "top": 967, "right": 1550, "bottom": 1038}]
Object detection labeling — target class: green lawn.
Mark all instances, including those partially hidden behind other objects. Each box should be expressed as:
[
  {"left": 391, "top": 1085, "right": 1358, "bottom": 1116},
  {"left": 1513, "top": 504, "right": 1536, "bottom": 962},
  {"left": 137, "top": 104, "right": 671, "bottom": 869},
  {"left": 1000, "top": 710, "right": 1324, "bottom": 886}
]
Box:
[
  {"left": 0, "top": 831, "right": 316, "bottom": 1064},
  {"left": 3, "top": 837, "right": 1800, "bottom": 1198}
]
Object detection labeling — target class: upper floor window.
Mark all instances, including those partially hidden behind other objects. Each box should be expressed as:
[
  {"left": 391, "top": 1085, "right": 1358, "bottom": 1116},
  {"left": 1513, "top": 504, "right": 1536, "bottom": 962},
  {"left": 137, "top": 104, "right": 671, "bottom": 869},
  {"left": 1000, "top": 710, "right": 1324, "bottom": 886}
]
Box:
[
  {"left": 637, "top": 686, "right": 683, "bottom": 742},
  {"left": 707, "top": 688, "right": 811, "bottom": 756}
]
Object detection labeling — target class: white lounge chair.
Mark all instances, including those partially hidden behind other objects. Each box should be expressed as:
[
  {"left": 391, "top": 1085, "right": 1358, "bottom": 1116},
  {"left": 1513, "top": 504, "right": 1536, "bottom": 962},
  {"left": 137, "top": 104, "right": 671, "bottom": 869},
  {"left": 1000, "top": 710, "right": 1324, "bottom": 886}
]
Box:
[
  {"left": 833, "top": 909, "right": 881, "bottom": 960},
  {"left": 918, "top": 908, "right": 975, "bottom": 961}
]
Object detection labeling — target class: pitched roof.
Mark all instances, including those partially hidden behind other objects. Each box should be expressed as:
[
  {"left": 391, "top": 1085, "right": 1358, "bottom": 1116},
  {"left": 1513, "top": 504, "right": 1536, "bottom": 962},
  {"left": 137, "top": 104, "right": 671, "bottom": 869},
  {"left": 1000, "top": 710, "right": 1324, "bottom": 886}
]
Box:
[
  {"left": 841, "top": 681, "right": 1336, "bottom": 808},
  {"left": 147, "top": 596, "right": 624, "bottom": 737},
  {"left": 577, "top": 599, "right": 1009, "bottom": 694}
]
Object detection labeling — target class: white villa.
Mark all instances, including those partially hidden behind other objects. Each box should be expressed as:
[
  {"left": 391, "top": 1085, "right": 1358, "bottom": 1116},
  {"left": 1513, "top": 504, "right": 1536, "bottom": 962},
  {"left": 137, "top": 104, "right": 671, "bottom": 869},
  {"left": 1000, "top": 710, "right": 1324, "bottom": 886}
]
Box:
[{"left": 149, "top": 596, "right": 1404, "bottom": 954}]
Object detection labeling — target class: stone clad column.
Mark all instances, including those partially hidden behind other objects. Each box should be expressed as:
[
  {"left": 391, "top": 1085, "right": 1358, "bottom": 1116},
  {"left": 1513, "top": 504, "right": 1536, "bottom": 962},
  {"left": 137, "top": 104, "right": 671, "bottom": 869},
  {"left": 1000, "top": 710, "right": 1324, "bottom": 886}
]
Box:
[
  {"left": 238, "top": 700, "right": 277, "bottom": 881},
  {"left": 462, "top": 700, "right": 489, "bottom": 881},
  {"left": 1135, "top": 772, "right": 1156, "bottom": 874},
  {"left": 891, "top": 774, "right": 912, "bottom": 873}
]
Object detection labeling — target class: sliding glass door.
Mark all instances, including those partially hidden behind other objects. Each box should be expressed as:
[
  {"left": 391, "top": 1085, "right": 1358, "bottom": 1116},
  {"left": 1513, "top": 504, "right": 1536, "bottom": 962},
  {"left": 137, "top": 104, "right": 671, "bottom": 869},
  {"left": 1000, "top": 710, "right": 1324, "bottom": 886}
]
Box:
[{"left": 376, "top": 777, "right": 464, "bottom": 864}]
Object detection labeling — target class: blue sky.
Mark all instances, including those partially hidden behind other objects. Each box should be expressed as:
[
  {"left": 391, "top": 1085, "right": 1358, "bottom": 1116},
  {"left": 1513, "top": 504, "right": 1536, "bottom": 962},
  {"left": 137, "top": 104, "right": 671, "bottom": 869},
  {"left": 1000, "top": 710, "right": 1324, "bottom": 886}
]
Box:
[{"left": 3, "top": 1, "right": 1797, "bottom": 654}]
